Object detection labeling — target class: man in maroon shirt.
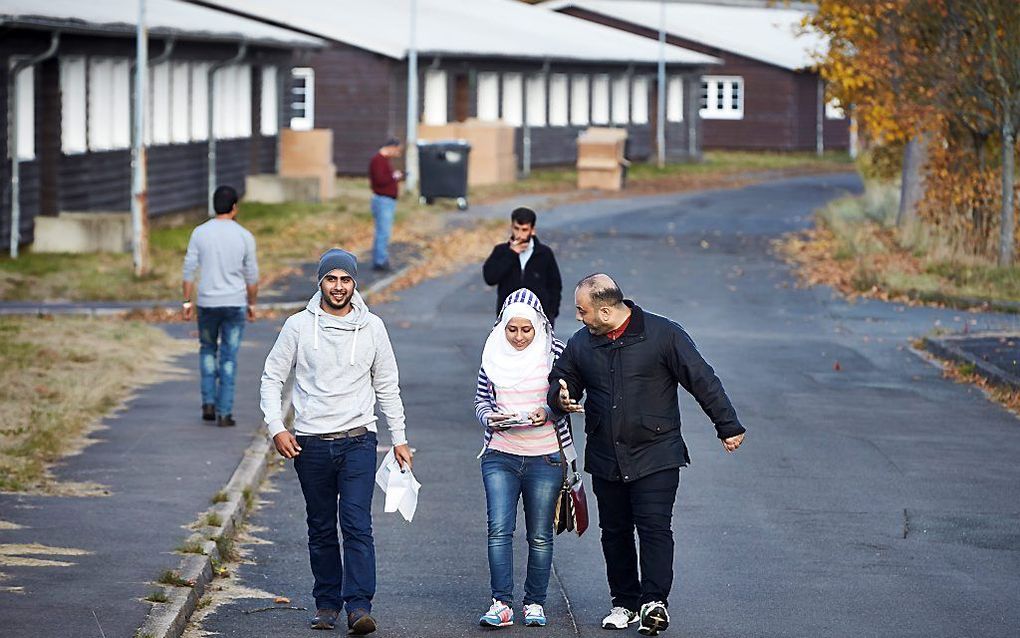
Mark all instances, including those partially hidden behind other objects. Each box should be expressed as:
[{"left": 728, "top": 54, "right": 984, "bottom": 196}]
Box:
[{"left": 368, "top": 138, "right": 404, "bottom": 271}]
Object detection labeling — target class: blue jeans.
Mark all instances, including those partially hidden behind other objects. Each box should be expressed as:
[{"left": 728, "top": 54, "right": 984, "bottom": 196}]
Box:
[
  {"left": 480, "top": 449, "right": 563, "bottom": 606},
  {"left": 370, "top": 194, "right": 397, "bottom": 268},
  {"left": 294, "top": 432, "right": 378, "bottom": 614},
  {"left": 196, "top": 306, "right": 246, "bottom": 415}
]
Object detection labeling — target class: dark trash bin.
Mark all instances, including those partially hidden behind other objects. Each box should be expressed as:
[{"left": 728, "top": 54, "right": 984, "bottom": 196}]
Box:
[{"left": 417, "top": 139, "right": 471, "bottom": 210}]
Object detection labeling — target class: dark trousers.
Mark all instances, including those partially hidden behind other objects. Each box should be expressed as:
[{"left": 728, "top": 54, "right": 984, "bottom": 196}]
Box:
[
  {"left": 591, "top": 468, "right": 680, "bottom": 610},
  {"left": 293, "top": 432, "right": 377, "bottom": 614}
]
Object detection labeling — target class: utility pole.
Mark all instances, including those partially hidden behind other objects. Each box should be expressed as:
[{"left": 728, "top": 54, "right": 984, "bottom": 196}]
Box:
[
  {"left": 405, "top": 0, "right": 420, "bottom": 193},
  {"left": 131, "top": 0, "right": 150, "bottom": 276},
  {"left": 656, "top": 0, "right": 666, "bottom": 168}
]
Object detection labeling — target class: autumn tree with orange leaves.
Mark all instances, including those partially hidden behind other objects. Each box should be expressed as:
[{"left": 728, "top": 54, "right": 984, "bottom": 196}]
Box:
[{"left": 806, "top": 0, "right": 1020, "bottom": 265}]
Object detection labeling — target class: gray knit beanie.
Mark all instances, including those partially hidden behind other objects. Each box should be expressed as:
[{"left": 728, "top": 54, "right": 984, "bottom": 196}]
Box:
[{"left": 317, "top": 248, "right": 358, "bottom": 284}]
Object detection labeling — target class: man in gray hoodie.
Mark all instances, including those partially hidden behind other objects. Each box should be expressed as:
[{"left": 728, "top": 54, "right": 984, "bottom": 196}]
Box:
[{"left": 260, "top": 248, "right": 413, "bottom": 634}]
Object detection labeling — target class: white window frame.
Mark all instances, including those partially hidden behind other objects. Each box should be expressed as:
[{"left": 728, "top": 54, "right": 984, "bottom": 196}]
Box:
[
  {"left": 501, "top": 72, "right": 522, "bottom": 127},
  {"left": 150, "top": 61, "right": 171, "bottom": 144},
  {"left": 549, "top": 73, "right": 568, "bottom": 127},
  {"left": 667, "top": 75, "right": 684, "bottom": 122},
  {"left": 88, "top": 58, "right": 131, "bottom": 151},
  {"left": 290, "top": 66, "right": 315, "bottom": 131},
  {"left": 591, "top": 74, "right": 609, "bottom": 125},
  {"left": 611, "top": 75, "right": 629, "bottom": 125},
  {"left": 260, "top": 66, "right": 279, "bottom": 135},
  {"left": 525, "top": 73, "right": 546, "bottom": 127},
  {"left": 631, "top": 76, "right": 649, "bottom": 125},
  {"left": 570, "top": 75, "right": 589, "bottom": 126},
  {"left": 476, "top": 72, "right": 499, "bottom": 122},
  {"left": 700, "top": 75, "right": 744, "bottom": 120},
  {"left": 423, "top": 69, "right": 447, "bottom": 125},
  {"left": 11, "top": 63, "right": 34, "bottom": 160},
  {"left": 190, "top": 63, "right": 209, "bottom": 141},
  {"left": 60, "top": 57, "right": 88, "bottom": 154},
  {"left": 170, "top": 62, "right": 191, "bottom": 143}
]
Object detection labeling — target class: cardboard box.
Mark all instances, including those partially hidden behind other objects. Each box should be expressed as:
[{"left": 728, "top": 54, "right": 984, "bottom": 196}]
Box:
[
  {"left": 280, "top": 129, "right": 334, "bottom": 174},
  {"left": 576, "top": 127, "right": 628, "bottom": 191}
]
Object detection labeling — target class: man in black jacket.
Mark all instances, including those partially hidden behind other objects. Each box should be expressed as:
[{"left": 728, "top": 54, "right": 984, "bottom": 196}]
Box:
[
  {"left": 482, "top": 207, "right": 563, "bottom": 326},
  {"left": 549, "top": 273, "right": 745, "bottom": 637}
]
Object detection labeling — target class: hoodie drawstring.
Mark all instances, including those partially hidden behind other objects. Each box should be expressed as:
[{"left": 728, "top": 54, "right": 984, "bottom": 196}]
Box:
[
  {"left": 313, "top": 305, "right": 321, "bottom": 350},
  {"left": 349, "top": 324, "right": 359, "bottom": 365}
]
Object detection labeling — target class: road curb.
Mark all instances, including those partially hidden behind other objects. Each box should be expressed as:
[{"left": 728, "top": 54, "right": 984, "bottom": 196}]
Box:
[
  {"left": 921, "top": 334, "right": 1020, "bottom": 390},
  {"left": 135, "top": 436, "right": 271, "bottom": 638}
]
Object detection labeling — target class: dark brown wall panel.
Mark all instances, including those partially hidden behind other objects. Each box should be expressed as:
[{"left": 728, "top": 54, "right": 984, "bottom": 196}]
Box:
[{"left": 307, "top": 45, "right": 397, "bottom": 174}]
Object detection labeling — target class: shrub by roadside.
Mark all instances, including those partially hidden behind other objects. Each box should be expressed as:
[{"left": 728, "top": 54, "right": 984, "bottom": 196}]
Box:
[
  {"left": 0, "top": 317, "right": 190, "bottom": 493},
  {"left": 776, "top": 182, "right": 1020, "bottom": 309}
]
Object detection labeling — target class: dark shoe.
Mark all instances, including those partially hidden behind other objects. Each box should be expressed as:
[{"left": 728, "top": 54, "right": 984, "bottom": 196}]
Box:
[
  {"left": 347, "top": 609, "right": 377, "bottom": 635},
  {"left": 311, "top": 608, "right": 340, "bottom": 630},
  {"left": 372, "top": 263, "right": 391, "bottom": 272},
  {"left": 217, "top": 414, "right": 236, "bottom": 428},
  {"left": 201, "top": 404, "right": 215, "bottom": 421},
  {"left": 638, "top": 601, "right": 670, "bottom": 636}
]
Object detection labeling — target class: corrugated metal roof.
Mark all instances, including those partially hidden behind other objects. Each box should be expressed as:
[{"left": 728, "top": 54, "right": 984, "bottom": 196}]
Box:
[
  {"left": 0, "top": 0, "right": 324, "bottom": 47},
  {"left": 543, "top": 1, "right": 825, "bottom": 71},
  {"left": 189, "top": 0, "right": 721, "bottom": 66}
]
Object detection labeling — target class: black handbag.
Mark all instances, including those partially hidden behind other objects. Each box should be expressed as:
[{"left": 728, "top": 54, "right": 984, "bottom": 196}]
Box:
[{"left": 552, "top": 417, "right": 589, "bottom": 536}]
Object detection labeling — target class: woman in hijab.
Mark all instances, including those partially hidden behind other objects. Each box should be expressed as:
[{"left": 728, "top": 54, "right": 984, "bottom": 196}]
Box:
[{"left": 473, "top": 288, "right": 576, "bottom": 629}]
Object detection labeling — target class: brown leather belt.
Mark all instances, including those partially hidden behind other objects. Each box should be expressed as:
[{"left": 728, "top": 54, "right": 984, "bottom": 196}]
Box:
[{"left": 315, "top": 426, "right": 369, "bottom": 440}]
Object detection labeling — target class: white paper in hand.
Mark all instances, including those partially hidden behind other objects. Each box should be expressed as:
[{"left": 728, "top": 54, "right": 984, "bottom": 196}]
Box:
[{"left": 374, "top": 448, "right": 421, "bottom": 522}]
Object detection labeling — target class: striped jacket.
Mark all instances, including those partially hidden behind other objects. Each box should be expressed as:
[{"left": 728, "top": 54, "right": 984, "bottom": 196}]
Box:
[{"left": 473, "top": 288, "right": 576, "bottom": 461}]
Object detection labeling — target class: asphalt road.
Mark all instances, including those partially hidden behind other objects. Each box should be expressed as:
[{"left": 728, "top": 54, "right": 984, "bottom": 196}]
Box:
[{"left": 190, "top": 174, "right": 1020, "bottom": 638}]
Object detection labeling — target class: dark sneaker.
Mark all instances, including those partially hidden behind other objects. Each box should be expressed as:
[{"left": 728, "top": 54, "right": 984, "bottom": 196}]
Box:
[
  {"left": 311, "top": 608, "right": 340, "bottom": 630},
  {"left": 372, "top": 263, "right": 391, "bottom": 272},
  {"left": 638, "top": 601, "right": 669, "bottom": 636},
  {"left": 201, "top": 404, "right": 215, "bottom": 421},
  {"left": 347, "top": 609, "right": 377, "bottom": 635},
  {"left": 217, "top": 414, "right": 236, "bottom": 428}
]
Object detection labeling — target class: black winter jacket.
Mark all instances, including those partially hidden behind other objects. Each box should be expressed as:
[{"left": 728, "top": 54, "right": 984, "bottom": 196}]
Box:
[
  {"left": 482, "top": 236, "right": 562, "bottom": 321},
  {"left": 548, "top": 302, "right": 744, "bottom": 482}
]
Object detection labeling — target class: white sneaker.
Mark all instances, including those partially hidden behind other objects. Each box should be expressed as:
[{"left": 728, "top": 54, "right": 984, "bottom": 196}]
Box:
[
  {"left": 601, "top": 606, "right": 638, "bottom": 629},
  {"left": 638, "top": 601, "right": 670, "bottom": 636},
  {"left": 523, "top": 603, "right": 547, "bottom": 627}
]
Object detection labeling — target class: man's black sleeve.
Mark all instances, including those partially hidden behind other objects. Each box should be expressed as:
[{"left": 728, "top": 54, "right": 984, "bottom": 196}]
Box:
[
  {"left": 545, "top": 248, "right": 563, "bottom": 319},
  {"left": 548, "top": 337, "right": 584, "bottom": 419},
  {"left": 667, "top": 324, "right": 745, "bottom": 440},
  {"left": 483, "top": 243, "right": 516, "bottom": 286}
]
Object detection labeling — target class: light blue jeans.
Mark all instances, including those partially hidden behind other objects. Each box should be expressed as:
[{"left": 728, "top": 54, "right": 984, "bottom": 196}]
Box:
[
  {"left": 480, "top": 449, "right": 563, "bottom": 606},
  {"left": 370, "top": 194, "right": 397, "bottom": 268},
  {"left": 197, "top": 306, "right": 246, "bottom": 415}
]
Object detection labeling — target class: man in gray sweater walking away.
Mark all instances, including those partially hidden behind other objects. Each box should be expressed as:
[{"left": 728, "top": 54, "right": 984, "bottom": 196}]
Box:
[{"left": 182, "top": 185, "right": 259, "bottom": 427}]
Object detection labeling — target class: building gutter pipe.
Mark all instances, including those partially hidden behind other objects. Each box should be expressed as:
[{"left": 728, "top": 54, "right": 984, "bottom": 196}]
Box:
[
  {"left": 207, "top": 41, "right": 247, "bottom": 216},
  {"left": 8, "top": 30, "right": 60, "bottom": 258}
]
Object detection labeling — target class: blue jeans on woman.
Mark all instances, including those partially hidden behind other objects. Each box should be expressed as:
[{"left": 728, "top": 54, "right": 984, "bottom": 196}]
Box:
[
  {"left": 197, "top": 305, "right": 246, "bottom": 416},
  {"left": 294, "top": 432, "right": 378, "bottom": 615},
  {"left": 480, "top": 449, "right": 563, "bottom": 606},
  {"left": 370, "top": 194, "right": 397, "bottom": 268}
]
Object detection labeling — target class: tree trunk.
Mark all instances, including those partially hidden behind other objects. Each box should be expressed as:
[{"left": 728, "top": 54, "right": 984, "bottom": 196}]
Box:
[
  {"left": 998, "top": 122, "right": 1016, "bottom": 266},
  {"left": 897, "top": 132, "right": 932, "bottom": 226}
]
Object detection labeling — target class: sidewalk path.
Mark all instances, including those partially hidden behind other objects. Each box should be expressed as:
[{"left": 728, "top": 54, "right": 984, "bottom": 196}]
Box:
[{"left": 190, "top": 172, "right": 1020, "bottom": 637}]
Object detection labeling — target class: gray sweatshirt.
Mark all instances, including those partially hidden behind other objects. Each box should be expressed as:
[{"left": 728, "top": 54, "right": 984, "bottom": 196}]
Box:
[
  {"left": 259, "top": 290, "right": 407, "bottom": 445},
  {"left": 182, "top": 219, "right": 259, "bottom": 307}
]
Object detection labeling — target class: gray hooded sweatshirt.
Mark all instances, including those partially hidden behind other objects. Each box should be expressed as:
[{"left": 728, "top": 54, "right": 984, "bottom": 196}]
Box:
[{"left": 260, "top": 289, "right": 406, "bottom": 445}]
